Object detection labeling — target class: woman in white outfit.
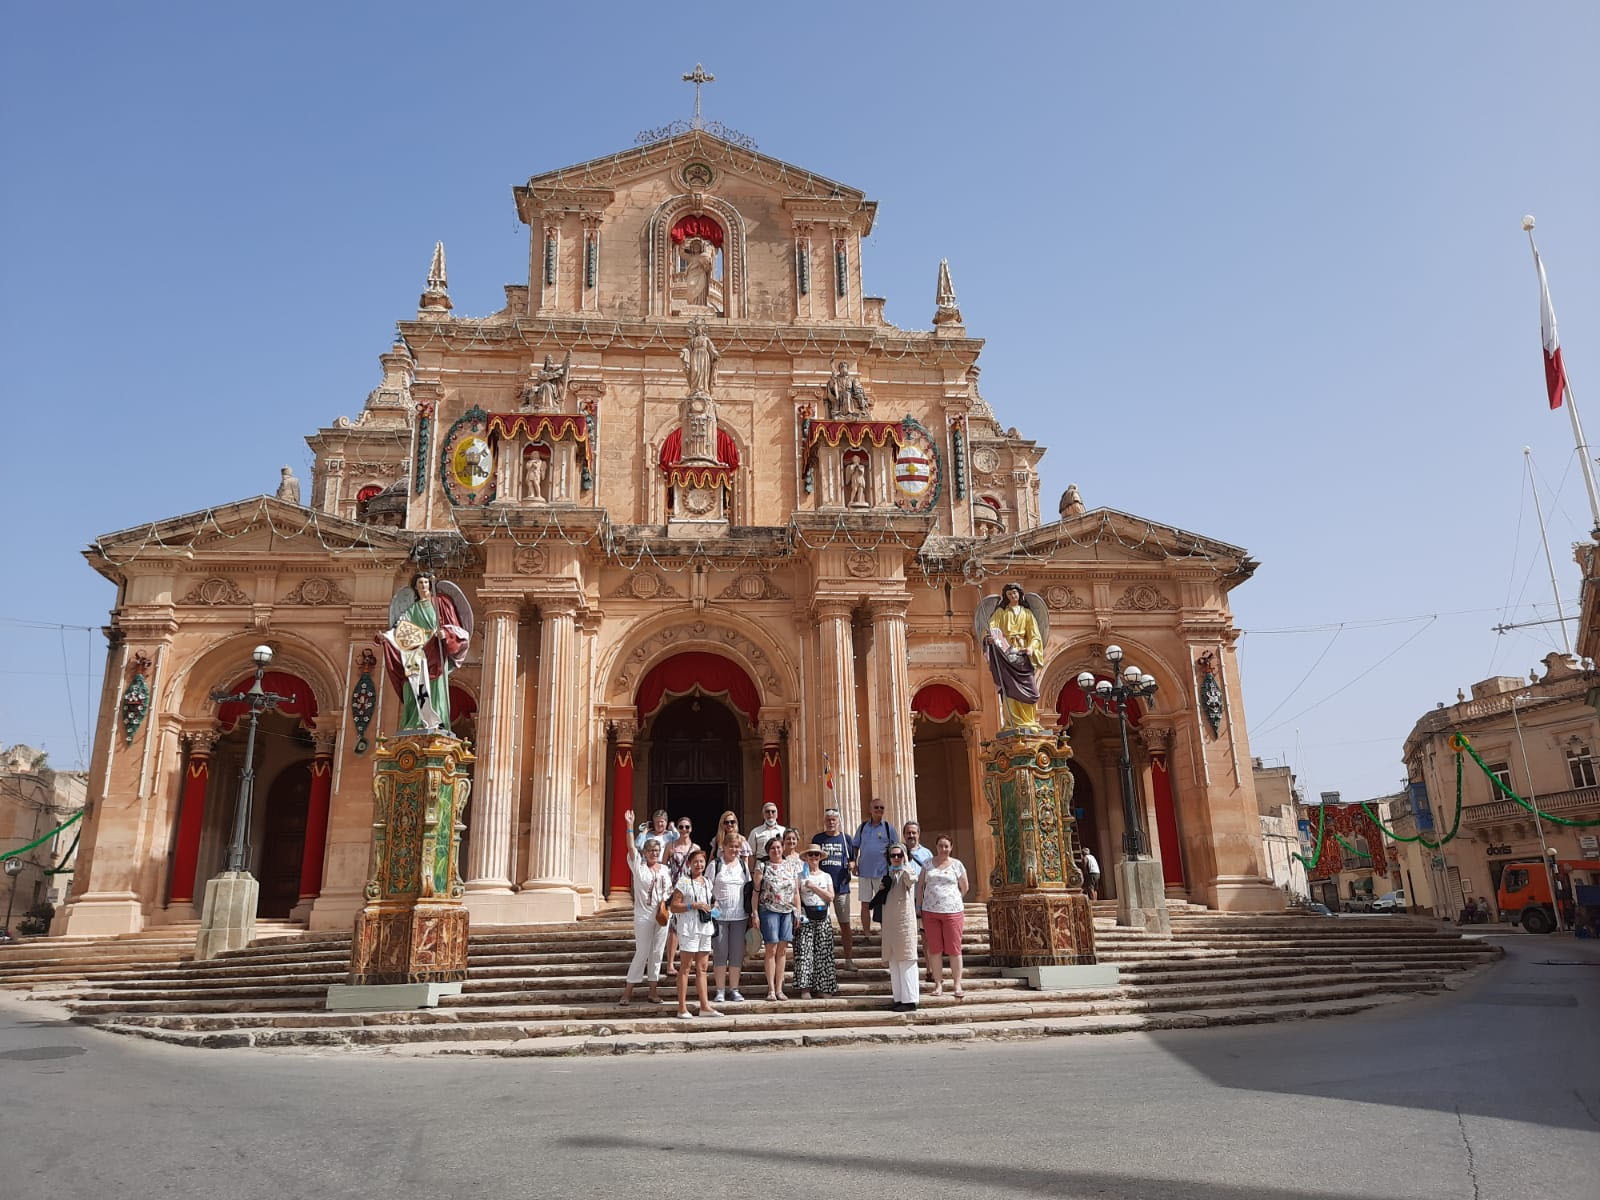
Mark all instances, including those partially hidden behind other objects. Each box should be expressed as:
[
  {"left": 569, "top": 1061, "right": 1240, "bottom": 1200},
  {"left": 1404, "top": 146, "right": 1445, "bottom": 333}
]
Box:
[
  {"left": 879, "top": 842, "right": 921, "bottom": 1012},
  {"left": 670, "top": 847, "right": 721, "bottom": 1018},
  {"left": 620, "top": 808, "right": 671, "bottom": 1006},
  {"left": 708, "top": 833, "right": 751, "bottom": 1004}
]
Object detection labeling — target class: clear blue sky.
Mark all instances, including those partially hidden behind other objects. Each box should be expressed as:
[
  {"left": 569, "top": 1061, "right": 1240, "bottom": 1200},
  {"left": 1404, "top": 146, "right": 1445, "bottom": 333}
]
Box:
[{"left": 2, "top": 3, "right": 1597, "bottom": 810}]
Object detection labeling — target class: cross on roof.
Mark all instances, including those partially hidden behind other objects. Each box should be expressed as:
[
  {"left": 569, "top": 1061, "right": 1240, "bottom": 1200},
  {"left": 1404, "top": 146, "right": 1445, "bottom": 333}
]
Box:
[{"left": 682, "top": 63, "right": 715, "bottom": 128}]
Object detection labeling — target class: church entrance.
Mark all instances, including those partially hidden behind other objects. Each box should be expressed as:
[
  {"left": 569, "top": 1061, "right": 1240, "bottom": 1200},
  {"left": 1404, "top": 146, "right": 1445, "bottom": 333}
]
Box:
[
  {"left": 257, "top": 761, "right": 310, "bottom": 918},
  {"left": 910, "top": 685, "right": 977, "bottom": 868},
  {"left": 647, "top": 695, "right": 743, "bottom": 848}
]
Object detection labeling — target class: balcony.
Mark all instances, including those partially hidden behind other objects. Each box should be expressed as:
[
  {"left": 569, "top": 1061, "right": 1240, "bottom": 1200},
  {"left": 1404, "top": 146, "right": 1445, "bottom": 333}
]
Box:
[{"left": 1462, "top": 784, "right": 1600, "bottom": 826}]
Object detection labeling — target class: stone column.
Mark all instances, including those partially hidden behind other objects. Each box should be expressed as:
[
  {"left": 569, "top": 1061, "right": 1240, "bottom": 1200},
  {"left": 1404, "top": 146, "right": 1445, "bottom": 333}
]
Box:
[
  {"left": 296, "top": 732, "right": 337, "bottom": 904},
  {"left": 1140, "top": 722, "right": 1186, "bottom": 891},
  {"left": 521, "top": 597, "right": 580, "bottom": 920},
  {"left": 465, "top": 598, "right": 520, "bottom": 895},
  {"left": 168, "top": 730, "right": 216, "bottom": 905},
  {"left": 814, "top": 600, "right": 861, "bottom": 818},
  {"left": 866, "top": 597, "right": 917, "bottom": 831},
  {"left": 759, "top": 719, "right": 786, "bottom": 824}
]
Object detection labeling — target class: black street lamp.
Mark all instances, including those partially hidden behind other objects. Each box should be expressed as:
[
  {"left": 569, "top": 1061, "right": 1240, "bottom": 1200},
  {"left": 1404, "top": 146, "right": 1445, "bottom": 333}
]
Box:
[
  {"left": 3, "top": 856, "right": 23, "bottom": 935},
  {"left": 1077, "top": 645, "right": 1158, "bottom": 860},
  {"left": 211, "top": 645, "right": 287, "bottom": 875}
]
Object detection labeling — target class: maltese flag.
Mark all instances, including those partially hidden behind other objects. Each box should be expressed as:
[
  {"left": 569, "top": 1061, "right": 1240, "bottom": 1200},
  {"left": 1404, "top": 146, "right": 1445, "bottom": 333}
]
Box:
[{"left": 1535, "top": 247, "right": 1570, "bottom": 410}]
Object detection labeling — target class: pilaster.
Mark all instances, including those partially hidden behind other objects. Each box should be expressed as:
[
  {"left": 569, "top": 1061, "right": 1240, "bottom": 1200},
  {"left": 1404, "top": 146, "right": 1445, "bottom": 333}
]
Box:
[{"left": 813, "top": 598, "right": 861, "bottom": 818}]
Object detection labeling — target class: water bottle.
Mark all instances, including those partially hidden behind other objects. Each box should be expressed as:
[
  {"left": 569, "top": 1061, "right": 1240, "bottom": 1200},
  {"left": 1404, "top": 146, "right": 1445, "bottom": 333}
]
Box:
[{"left": 710, "top": 905, "right": 722, "bottom": 920}]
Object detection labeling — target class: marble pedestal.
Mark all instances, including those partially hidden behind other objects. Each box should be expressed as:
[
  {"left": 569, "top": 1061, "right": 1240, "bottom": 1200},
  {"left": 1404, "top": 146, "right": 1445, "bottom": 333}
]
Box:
[
  {"left": 1116, "top": 856, "right": 1173, "bottom": 936},
  {"left": 334, "top": 732, "right": 474, "bottom": 1007},
  {"left": 194, "top": 871, "right": 258, "bottom": 961},
  {"left": 982, "top": 730, "right": 1108, "bottom": 986}
]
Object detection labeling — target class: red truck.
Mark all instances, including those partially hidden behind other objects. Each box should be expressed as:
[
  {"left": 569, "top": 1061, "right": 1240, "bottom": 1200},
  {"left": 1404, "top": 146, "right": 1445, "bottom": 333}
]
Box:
[{"left": 1497, "top": 857, "right": 1591, "bottom": 934}]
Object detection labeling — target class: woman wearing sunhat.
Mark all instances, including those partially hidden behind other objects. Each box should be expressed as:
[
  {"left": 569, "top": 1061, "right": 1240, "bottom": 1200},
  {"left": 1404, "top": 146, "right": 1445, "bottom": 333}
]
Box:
[{"left": 792, "top": 844, "right": 839, "bottom": 999}]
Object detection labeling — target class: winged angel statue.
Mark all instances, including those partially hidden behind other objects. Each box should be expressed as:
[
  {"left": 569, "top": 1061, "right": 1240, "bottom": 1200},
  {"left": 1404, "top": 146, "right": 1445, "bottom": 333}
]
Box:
[
  {"left": 973, "top": 582, "right": 1049, "bottom": 731},
  {"left": 378, "top": 573, "right": 474, "bottom": 734}
]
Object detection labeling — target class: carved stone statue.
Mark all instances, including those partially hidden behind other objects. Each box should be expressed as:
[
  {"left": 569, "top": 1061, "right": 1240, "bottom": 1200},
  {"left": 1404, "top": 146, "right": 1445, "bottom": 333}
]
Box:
[
  {"left": 521, "top": 351, "right": 570, "bottom": 411},
  {"left": 522, "top": 449, "right": 549, "bottom": 503},
  {"left": 679, "top": 323, "right": 719, "bottom": 396},
  {"left": 975, "top": 583, "right": 1049, "bottom": 731},
  {"left": 844, "top": 455, "right": 869, "bottom": 508},
  {"left": 677, "top": 237, "right": 717, "bottom": 307},
  {"left": 824, "top": 361, "right": 872, "bottom": 418},
  {"left": 276, "top": 466, "right": 301, "bottom": 505},
  {"left": 1059, "top": 483, "right": 1085, "bottom": 520},
  {"left": 377, "top": 573, "right": 473, "bottom": 733}
]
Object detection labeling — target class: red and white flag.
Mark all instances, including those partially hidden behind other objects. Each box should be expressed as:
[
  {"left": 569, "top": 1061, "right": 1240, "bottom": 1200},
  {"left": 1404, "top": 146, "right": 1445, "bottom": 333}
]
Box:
[{"left": 1535, "top": 247, "right": 1570, "bottom": 410}]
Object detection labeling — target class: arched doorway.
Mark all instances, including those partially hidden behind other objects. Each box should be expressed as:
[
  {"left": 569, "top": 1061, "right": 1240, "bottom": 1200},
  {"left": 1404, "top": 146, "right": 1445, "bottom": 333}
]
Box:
[
  {"left": 258, "top": 760, "right": 311, "bottom": 918},
  {"left": 911, "top": 684, "right": 976, "bottom": 867},
  {"left": 647, "top": 696, "right": 744, "bottom": 842}
]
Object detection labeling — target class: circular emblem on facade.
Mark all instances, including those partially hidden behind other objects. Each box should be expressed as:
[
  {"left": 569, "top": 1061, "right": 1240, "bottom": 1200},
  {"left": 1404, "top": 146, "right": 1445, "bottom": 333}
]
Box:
[
  {"left": 895, "top": 444, "right": 931, "bottom": 497},
  {"left": 299, "top": 577, "right": 332, "bottom": 606},
  {"left": 683, "top": 486, "right": 717, "bottom": 514},
  {"left": 451, "top": 436, "right": 493, "bottom": 490},
  {"left": 631, "top": 572, "right": 661, "bottom": 599},
  {"left": 735, "top": 574, "right": 765, "bottom": 600},
  {"left": 514, "top": 546, "right": 547, "bottom": 575},
  {"left": 971, "top": 446, "right": 1000, "bottom": 475},
  {"left": 439, "top": 407, "right": 496, "bottom": 507},
  {"left": 846, "top": 550, "right": 877, "bottom": 578},
  {"left": 682, "top": 162, "right": 715, "bottom": 189}
]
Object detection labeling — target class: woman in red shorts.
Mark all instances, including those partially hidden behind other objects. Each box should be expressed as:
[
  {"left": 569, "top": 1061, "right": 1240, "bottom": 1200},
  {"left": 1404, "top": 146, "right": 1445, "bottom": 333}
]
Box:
[{"left": 916, "top": 835, "right": 970, "bottom": 999}]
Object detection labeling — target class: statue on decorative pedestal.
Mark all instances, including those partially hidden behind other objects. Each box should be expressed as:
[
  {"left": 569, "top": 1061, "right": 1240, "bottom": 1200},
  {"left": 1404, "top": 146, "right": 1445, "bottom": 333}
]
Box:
[
  {"left": 974, "top": 585, "right": 1115, "bottom": 990},
  {"left": 376, "top": 573, "right": 473, "bottom": 733}
]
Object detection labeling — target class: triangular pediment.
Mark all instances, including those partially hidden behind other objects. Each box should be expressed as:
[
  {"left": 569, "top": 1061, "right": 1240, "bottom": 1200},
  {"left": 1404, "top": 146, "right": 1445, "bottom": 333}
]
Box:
[
  {"left": 87, "top": 496, "right": 414, "bottom": 578},
  {"left": 519, "top": 130, "right": 869, "bottom": 206},
  {"left": 973, "top": 507, "right": 1257, "bottom": 584}
]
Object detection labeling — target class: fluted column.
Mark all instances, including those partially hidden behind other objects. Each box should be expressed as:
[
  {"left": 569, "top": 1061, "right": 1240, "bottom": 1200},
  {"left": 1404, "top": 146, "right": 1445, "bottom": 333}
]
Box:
[
  {"left": 524, "top": 599, "right": 578, "bottom": 898},
  {"left": 814, "top": 599, "right": 861, "bottom": 818},
  {"left": 866, "top": 597, "right": 918, "bottom": 831},
  {"left": 466, "top": 598, "right": 521, "bottom": 893}
]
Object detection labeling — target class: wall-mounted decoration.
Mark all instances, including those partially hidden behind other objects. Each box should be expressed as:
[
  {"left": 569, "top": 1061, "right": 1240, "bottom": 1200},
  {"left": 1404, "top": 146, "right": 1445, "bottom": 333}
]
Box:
[
  {"left": 716, "top": 573, "right": 791, "bottom": 601},
  {"left": 414, "top": 403, "right": 432, "bottom": 494},
  {"left": 351, "top": 648, "right": 378, "bottom": 754},
  {"left": 1114, "top": 585, "right": 1175, "bottom": 612},
  {"left": 181, "top": 577, "right": 250, "bottom": 606},
  {"left": 282, "top": 576, "right": 352, "bottom": 606},
  {"left": 439, "top": 407, "right": 495, "bottom": 506},
  {"left": 121, "top": 652, "right": 152, "bottom": 746},
  {"left": 894, "top": 417, "right": 943, "bottom": 513},
  {"left": 950, "top": 421, "right": 968, "bottom": 500},
  {"left": 1196, "top": 651, "right": 1224, "bottom": 737}
]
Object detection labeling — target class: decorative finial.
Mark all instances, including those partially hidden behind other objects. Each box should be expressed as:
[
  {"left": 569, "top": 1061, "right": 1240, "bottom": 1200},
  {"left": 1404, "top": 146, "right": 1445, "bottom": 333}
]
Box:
[
  {"left": 1522, "top": 214, "right": 1536, "bottom": 232},
  {"left": 932, "top": 258, "right": 963, "bottom": 328},
  {"left": 682, "top": 63, "right": 716, "bottom": 129},
  {"left": 418, "top": 241, "right": 451, "bottom": 317}
]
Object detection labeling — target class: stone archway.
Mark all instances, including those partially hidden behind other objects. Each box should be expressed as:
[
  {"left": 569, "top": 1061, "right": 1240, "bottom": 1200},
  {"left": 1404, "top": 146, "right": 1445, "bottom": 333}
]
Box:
[{"left": 911, "top": 683, "right": 978, "bottom": 869}]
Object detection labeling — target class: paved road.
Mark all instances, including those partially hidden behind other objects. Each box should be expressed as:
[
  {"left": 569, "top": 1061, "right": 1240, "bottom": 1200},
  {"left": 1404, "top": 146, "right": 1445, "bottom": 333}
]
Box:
[{"left": 2, "top": 932, "right": 1595, "bottom": 1200}]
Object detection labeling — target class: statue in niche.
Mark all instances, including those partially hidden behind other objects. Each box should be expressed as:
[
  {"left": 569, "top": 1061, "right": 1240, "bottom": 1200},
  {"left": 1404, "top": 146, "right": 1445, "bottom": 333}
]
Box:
[
  {"left": 677, "top": 237, "right": 717, "bottom": 307},
  {"left": 522, "top": 447, "right": 549, "bottom": 503},
  {"left": 521, "top": 351, "right": 570, "bottom": 411},
  {"left": 824, "top": 361, "right": 872, "bottom": 418},
  {"left": 276, "top": 465, "right": 301, "bottom": 504},
  {"left": 1059, "top": 483, "right": 1085, "bottom": 520},
  {"left": 844, "top": 453, "right": 869, "bottom": 508},
  {"left": 680, "top": 322, "right": 719, "bottom": 396}
]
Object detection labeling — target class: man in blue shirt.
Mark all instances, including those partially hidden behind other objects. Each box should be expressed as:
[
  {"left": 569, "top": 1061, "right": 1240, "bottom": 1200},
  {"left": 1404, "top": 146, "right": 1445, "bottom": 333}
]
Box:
[
  {"left": 810, "top": 807, "right": 856, "bottom": 965},
  {"left": 853, "top": 798, "right": 897, "bottom": 937}
]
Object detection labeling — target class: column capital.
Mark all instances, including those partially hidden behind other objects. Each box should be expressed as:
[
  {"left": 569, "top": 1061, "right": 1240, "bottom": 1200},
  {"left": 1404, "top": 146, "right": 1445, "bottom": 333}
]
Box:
[
  {"left": 533, "top": 594, "right": 582, "bottom": 621},
  {"left": 610, "top": 717, "right": 641, "bottom": 744},
  {"left": 183, "top": 728, "right": 220, "bottom": 756},
  {"left": 758, "top": 718, "right": 786, "bottom": 745},
  {"left": 477, "top": 593, "right": 525, "bottom": 620},
  {"left": 312, "top": 730, "right": 339, "bottom": 757},
  {"left": 865, "top": 595, "right": 911, "bottom": 621},
  {"left": 811, "top": 597, "right": 856, "bottom": 623}
]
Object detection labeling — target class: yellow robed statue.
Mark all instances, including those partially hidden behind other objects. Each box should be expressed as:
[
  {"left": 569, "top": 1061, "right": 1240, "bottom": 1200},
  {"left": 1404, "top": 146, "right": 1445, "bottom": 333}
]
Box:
[{"left": 976, "top": 582, "right": 1049, "bottom": 731}]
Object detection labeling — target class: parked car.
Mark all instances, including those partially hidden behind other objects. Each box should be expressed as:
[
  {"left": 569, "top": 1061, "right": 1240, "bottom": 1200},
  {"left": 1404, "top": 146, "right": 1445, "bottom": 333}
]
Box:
[
  {"left": 1303, "top": 902, "right": 1335, "bottom": 917},
  {"left": 1372, "top": 890, "right": 1407, "bottom": 913},
  {"left": 1344, "top": 896, "right": 1374, "bottom": 913}
]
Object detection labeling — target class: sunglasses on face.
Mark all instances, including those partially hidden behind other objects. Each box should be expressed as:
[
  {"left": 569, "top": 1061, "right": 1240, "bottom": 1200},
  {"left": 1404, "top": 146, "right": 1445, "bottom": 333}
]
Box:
[
  {"left": 678, "top": 825, "right": 692, "bottom": 831},
  {"left": 722, "top": 819, "right": 737, "bottom": 825}
]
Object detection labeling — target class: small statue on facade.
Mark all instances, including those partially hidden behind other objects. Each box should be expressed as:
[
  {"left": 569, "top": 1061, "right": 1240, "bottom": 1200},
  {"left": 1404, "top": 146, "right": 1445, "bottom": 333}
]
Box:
[
  {"left": 1059, "top": 483, "right": 1085, "bottom": 520},
  {"left": 844, "top": 455, "right": 869, "bottom": 508},
  {"left": 975, "top": 583, "right": 1049, "bottom": 732},
  {"left": 677, "top": 237, "right": 717, "bottom": 307},
  {"left": 680, "top": 322, "right": 719, "bottom": 396},
  {"left": 276, "top": 465, "right": 301, "bottom": 505},
  {"left": 824, "top": 361, "right": 872, "bottom": 418},
  {"left": 521, "top": 351, "right": 571, "bottom": 411},
  {"left": 377, "top": 572, "right": 473, "bottom": 734},
  {"left": 522, "top": 449, "right": 549, "bottom": 503}
]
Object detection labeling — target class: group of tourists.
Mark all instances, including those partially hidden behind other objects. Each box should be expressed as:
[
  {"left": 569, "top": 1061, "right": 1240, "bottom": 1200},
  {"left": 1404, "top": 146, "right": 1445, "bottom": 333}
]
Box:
[{"left": 621, "top": 799, "right": 970, "bottom": 1018}]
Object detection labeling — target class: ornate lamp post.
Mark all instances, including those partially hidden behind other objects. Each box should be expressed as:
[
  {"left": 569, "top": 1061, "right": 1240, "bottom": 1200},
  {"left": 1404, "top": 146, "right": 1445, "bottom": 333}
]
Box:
[
  {"left": 3, "top": 856, "right": 24, "bottom": 935},
  {"left": 1078, "top": 644, "right": 1158, "bottom": 859},
  {"left": 195, "top": 644, "right": 286, "bottom": 960},
  {"left": 1078, "top": 644, "right": 1169, "bottom": 934}
]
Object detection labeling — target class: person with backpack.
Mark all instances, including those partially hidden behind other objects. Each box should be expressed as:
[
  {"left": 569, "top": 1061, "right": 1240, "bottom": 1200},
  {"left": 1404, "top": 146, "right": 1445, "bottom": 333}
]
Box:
[{"left": 853, "top": 798, "right": 897, "bottom": 938}]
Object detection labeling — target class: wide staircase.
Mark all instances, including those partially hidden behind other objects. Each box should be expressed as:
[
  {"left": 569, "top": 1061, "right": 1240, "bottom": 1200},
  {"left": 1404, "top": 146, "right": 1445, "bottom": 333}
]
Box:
[{"left": 0, "top": 906, "right": 1499, "bottom": 1055}]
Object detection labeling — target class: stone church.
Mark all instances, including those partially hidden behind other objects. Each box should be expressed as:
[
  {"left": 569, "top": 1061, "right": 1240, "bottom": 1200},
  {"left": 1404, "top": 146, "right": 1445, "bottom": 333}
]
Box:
[{"left": 59, "top": 126, "right": 1281, "bottom": 937}]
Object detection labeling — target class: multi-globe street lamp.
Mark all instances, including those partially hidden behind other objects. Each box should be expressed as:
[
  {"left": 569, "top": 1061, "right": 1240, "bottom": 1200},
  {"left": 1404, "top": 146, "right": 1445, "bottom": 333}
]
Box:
[
  {"left": 210, "top": 645, "right": 286, "bottom": 876},
  {"left": 1077, "top": 644, "right": 1158, "bottom": 860}
]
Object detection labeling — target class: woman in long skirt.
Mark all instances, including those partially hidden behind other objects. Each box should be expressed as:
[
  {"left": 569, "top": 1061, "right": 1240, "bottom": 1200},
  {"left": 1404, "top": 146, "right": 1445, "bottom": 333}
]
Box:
[{"left": 793, "top": 845, "right": 839, "bottom": 998}]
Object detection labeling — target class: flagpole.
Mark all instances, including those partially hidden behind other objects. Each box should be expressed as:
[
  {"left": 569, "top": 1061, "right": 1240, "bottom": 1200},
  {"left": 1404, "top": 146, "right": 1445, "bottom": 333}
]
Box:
[
  {"left": 1524, "top": 216, "right": 1600, "bottom": 535},
  {"left": 1524, "top": 447, "right": 1574, "bottom": 655}
]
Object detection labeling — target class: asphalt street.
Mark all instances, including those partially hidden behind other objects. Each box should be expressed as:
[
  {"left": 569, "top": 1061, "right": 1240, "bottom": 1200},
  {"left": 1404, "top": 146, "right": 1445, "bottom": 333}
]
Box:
[{"left": 1, "top": 931, "right": 1595, "bottom": 1200}]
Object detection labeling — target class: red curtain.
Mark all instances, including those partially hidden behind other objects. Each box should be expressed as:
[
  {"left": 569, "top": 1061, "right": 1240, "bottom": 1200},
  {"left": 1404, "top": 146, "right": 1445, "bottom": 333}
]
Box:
[
  {"left": 169, "top": 752, "right": 209, "bottom": 903},
  {"left": 1057, "top": 677, "right": 1143, "bottom": 727},
  {"left": 609, "top": 742, "right": 636, "bottom": 895},
  {"left": 635, "top": 651, "right": 761, "bottom": 728},
  {"left": 217, "top": 671, "right": 318, "bottom": 732},
  {"left": 762, "top": 744, "right": 785, "bottom": 823},
  {"left": 298, "top": 754, "right": 334, "bottom": 900},
  {"left": 658, "top": 427, "right": 740, "bottom": 471},
  {"left": 912, "top": 683, "right": 971, "bottom": 722},
  {"left": 449, "top": 686, "right": 478, "bottom": 721},
  {"left": 1151, "top": 759, "right": 1185, "bottom": 887},
  {"left": 670, "top": 213, "right": 724, "bottom": 248}
]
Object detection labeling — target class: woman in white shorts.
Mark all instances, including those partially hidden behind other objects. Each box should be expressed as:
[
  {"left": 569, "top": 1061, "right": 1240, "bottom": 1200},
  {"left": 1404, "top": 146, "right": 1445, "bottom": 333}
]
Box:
[{"left": 670, "top": 847, "right": 721, "bottom": 1018}]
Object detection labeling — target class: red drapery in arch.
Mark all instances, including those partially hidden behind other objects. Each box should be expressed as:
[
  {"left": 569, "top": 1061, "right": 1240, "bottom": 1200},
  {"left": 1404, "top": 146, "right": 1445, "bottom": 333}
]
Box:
[
  {"left": 217, "top": 671, "right": 319, "bottom": 732},
  {"left": 635, "top": 651, "right": 761, "bottom": 728},
  {"left": 670, "top": 213, "right": 725, "bottom": 249},
  {"left": 1056, "top": 677, "right": 1143, "bottom": 727},
  {"left": 912, "top": 683, "right": 971, "bottom": 722},
  {"left": 658, "top": 427, "right": 740, "bottom": 472}
]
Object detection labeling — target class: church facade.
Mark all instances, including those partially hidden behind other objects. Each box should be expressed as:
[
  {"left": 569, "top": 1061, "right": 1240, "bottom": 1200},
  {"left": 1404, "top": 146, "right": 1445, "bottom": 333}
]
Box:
[{"left": 59, "top": 129, "right": 1281, "bottom": 937}]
